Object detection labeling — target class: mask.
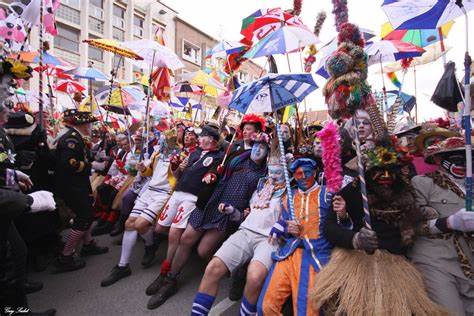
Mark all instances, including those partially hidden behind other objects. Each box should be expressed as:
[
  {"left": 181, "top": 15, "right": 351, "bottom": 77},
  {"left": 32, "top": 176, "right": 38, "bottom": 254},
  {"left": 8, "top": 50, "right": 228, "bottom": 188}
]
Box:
[
  {"left": 280, "top": 125, "right": 291, "bottom": 142},
  {"left": 370, "top": 167, "right": 396, "bottom": 187},
  {"left": 442, "top": 154, "right": 466, "bottom": 179},
  {"left": 355, "top": 117, "right": 373, "bottom": 141},
  {"left": 268, "top": 164, "right": 284, "bottom": 185},
  {"left": 293, "top": 165, "right": 316, "bottom": 191},
  {"left": 313, "top": 138, "right": 323, "bottom": 158},
  {"left": 250, "top": 143, "right": 268, "bottom": 163}
]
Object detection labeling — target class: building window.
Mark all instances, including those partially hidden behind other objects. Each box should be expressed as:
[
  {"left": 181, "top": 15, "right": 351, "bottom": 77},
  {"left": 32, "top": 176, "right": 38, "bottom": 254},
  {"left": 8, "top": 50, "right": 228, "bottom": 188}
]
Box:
[
  {"left": 133, "top": 15, "right": 144, "bottom": 38},
  {"left": 89, "top": 16, "right": 104, "bottom": 34},
  {"left": 54, "top": 23, "right": 80, "bottom": 53},
  {"left": 113, "top": 27, "right": 125, "bottom": 41},
  {"left": 88, "top": 35, "right": 103, "bottom": 62},
  {"left": 56, "top": 4, "right": 80, "bottom": 25},
  {"left": 89, "top": 0, "right": 104, "bottom": 19},
  {"left": 113, "top": 4, "right": 126, "bottom": 29},
  {"left": 62, "top": 0, "right": 80, "bottom": 9},
  {"left": 182, "top": 40, "right": 201, "bottom": 65}
]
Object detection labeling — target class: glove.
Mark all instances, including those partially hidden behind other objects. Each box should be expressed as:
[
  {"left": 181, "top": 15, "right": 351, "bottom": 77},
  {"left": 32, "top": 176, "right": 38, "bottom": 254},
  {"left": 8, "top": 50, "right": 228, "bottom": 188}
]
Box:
[
  {"left": 15, "top": 170, "right": 33, "bottom": 190},
  {"left": 28, "top": 191, "right": 56, "bottom": 213},
  {"left": 218, "top": 203, "right": 241, "bottom": 221},
  {"left": 269, "top": 219, "right": 288, "bottom": 240},
  {"left": 448, "top": 208, "right": 474, "bottom": 232},
  {"left": 352, "top": 227, "right": 378, "bottom": 252},
  {"left": 92, "top": 161, "right": 106, "bottom": 171}
]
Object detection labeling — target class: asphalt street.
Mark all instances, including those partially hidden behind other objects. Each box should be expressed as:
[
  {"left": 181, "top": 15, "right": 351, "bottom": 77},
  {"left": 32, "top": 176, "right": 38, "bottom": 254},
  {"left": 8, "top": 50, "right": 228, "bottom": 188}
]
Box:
[{"left": 28, "top": 232, "right": 240, "bottom": 316}]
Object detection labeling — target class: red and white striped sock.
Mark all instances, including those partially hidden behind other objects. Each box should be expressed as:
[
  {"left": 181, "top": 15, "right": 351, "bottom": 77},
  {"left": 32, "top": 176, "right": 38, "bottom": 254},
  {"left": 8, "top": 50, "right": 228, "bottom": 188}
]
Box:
[{"left": 62, "top": 229, "right": 85, "bottom": 256}]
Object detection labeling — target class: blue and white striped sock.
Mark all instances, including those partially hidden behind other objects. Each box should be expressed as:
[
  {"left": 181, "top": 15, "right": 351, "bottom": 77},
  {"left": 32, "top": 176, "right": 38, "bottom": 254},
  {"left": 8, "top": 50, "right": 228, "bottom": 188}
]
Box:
[
  {"left": 190, "top": 292, "right": 215, "bottom": 316},
  {"left": 239, "top": 296, "right": 256, "bottom": 316}
]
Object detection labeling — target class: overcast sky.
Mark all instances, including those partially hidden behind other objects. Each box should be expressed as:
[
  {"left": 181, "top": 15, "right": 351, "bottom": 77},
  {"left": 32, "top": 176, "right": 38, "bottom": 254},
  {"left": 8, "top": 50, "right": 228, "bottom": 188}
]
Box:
[{"left": 163, "top": 0, "right": 473, "bottom": 121}]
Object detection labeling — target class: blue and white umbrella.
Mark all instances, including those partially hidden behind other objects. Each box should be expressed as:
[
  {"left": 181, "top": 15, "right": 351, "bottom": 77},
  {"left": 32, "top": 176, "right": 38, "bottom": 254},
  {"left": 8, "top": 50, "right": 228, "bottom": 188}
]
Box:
[
  {"left": 205, "top": 40, "right": 246, "bottom": 58},
  {"left": 382, "top": 0, "right": 474, "bottom": 29},
  {"left": 65, "top": 66, "right": 108, "bottom": 81},
  {"left": 168, "top": 97, "right": 202, "bottom": 111},
  {"left": 229, "top": 73, "right": 318, "bottom": 113}
]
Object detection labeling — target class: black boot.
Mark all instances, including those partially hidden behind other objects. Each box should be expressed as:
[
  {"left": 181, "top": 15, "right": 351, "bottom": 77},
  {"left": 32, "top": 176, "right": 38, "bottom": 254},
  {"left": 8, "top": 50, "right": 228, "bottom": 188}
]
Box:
[
  {"left": 141, "top": 244, "right": 158, "bottom": 268},
  {"left": 24, "top": 280, "right": 43, "bottom": 294},
  {"left": 228, "top": 264, "right": 248, "bottom": 301},
  {"left": 145, "top": 274, "right": 166, "bottom": 296},
  {"left": 80, "top": 240, "right": 109, "bottom": 257},
  {"left": 91, "top": 221, "right": 113, "bottom": 236},
  {"left": 147, "top": 275, "right": 178, "bottom": 310},
  {"left": 53, "top": 255, "right": 85, "bottom": 273},
  {"left": 100, "top": 265, "right": 132, "bottom": 287},
  {"left": 109, "top": 217, "right": 125, "bottom": 237}
]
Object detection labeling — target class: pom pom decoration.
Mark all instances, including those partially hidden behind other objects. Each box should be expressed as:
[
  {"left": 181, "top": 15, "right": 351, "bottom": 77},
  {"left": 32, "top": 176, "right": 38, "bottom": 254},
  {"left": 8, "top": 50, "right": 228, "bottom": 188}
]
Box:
[
  {"left": 317, "top": 121, "right": 343, "bottom": 194},
  {"left": 332, "top": 0, "right": 348, "bottom": 32},
  {"left": 293, "top": 0, "right": 303, "bottom": 16}
]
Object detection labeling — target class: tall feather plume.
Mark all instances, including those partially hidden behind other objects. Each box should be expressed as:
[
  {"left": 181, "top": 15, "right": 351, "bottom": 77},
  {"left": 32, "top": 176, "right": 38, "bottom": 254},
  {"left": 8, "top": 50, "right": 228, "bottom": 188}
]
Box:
[
  {"left": 317, "top": 122, "right": 342, "bottom": 194},
  {"left": 367, "top": 93, "right": 388, "bottom": 140},
  {"left": 314, "top": 11, "right": 327, "bottom": 36},
  {"left": 293, "top": 0, "right": 303, "bottom": 16},
  {"left": 332, "top": 0, "right": 348, "bottom": 32},
  {"left": 386, "top": 95, "right": 403, "bottom": 134}
]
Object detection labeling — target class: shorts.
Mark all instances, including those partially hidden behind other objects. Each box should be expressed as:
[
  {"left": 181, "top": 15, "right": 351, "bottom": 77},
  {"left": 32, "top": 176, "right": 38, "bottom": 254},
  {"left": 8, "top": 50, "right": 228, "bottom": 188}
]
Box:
[
  {"left": 214, "top": 229, "right": 276, "bottom": 274},
  {"left": 157, "top": 191, "right": 198, "bottom": 229},
  {"left": 129, "top": 188, "right": 171, "bottom": 223}
]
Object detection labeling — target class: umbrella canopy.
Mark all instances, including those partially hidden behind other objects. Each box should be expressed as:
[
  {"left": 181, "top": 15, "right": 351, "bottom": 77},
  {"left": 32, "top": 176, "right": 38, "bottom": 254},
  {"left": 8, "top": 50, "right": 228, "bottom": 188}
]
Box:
[
  {"left": 386, "top": 90, "right": 417, "bottom": 113},
  {"left": 365, "top": 40, "right": 425, "bottom": 65},
  {"left": 55, "top": 79, "right": 86, "bottom": 94},
  {"left": 241, "top": 8, "right": 309, "bottom": 41},
  {"left": 180, "top": 70, "right": 225, "bottom": 97},
  {"left": 229, "top": 73, "right": 318, "bottom": 113},
  {"left": 65, "top": 66, "right": 108, "bottom": 81},
  {"left": 382, "top": 0, "right": 474, "bottom": 29},
  {"left": 95, "top": 85, "right": 146, "bottom": 108},
  {"left": 33, "top": 65, "right": 72, "bottom": 79},
  {"left": 206, "top": 40, "right": 247, "bottom": 58},
  {"left": 381, "top": 20, "right": 454, "bottom": 47},
  {"left": 122, "top": 39, "right": 184, "bottom": 70},
  {"left": 244, "top": 26, "right": 320, "bottom": 59},
  {"left": 13, "top": 51, "right": 70, "bottom": 66},
  {"left": 83, "top": 39, "right": 143, "bottom": 60},
  {"left": 173, "top": 81, "right": 204, "bottom": 94},
  {"left": 382, "top": 43, "right": 452, "bottom": 72}
]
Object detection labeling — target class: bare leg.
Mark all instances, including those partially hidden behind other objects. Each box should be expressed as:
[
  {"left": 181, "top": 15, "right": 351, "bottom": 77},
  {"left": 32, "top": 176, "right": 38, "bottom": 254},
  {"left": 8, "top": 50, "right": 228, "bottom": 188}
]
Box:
[
  {"left": 170, "top": 225, "right": 203, "bottom": 274},
  {"left": 196, "top": 229, "right": 226, "bottom": 261},
  {"left": 243, "top": 261, "right": 268, "bottom": 304},
  {"left": 198, "top": 257, "right": 230, "bottom": 297},
  {"left": 165, "top": 227, "right": 185, "bottom": 264}
]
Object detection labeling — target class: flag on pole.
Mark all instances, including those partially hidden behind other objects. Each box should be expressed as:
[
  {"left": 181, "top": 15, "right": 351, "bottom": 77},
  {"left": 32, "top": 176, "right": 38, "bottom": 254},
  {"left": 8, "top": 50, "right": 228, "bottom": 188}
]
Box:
[
  {"left": 387, "top": 72, "right": 402, "bottom": 89},
  {"left": 282, "top": 105, "right": 296, "bottom": 123}
]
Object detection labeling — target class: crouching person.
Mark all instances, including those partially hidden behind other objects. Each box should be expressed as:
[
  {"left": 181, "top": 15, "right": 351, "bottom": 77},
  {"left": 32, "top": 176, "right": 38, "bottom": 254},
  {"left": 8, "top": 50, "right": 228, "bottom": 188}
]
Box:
[{"left": 191, "top": 146, "right": 285, "bottom": 315}]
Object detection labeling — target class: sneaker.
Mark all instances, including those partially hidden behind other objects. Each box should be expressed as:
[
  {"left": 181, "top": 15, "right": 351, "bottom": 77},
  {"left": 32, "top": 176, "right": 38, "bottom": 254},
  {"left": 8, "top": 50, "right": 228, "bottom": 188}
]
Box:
[
  {"left": 91, "top": 221, "right": 113, "bottom": 236},
  {"left": 100, "top": 265, "right": 132, "bottom": 287},
  {"left": 145, "top": 274, "right": 166, "bottom": 296},
  {"left": 141, "top": 244, "right": 158, "bottom": 268},
  {"left": 147, "top": 276, "right": 178, "bottom": 310},
  {"left": 80, "top": 241, "right": 109, "bottom": 257},
  {"left": 53, "top": 255, "right": 85, "bottom": 273}
]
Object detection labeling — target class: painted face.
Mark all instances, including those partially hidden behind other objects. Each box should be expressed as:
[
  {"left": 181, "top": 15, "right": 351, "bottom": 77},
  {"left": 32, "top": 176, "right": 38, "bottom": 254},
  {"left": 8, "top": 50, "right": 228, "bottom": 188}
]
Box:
[
  {"left": 268, "top": 164, "right": 285, "bottom": 185},
  {"left": 398, "top": 132, "right": 417, "bottom": 153},
  {"left": 242, "top": 124, "right": 257, "bottom": 143},
  {"left": 355, "top": 116, "right": 373, "bottom": 141},
  {"left": 199, "top": 135, "right": 215, "bottom": 151},
  {"left": 313, "top": 138, "right": 323, "bottom": 158},
  {"left": 250, "top": 142, "right": 268, "bottom": 163},
  {"left": 370, "top": 167, "right": 396, "bottom": 187},
  {"left": 442, "top": 154, "right": 466, "bottom": 179},
  {"left": 184, "top": 131, "right": 197, "bottom": 147},
  {"left": 0, "top": 106, "right": 10, "bottom": 126},
  {"left": 280, "top": 125, "right": 291, "bottom": 142},
  {"left": 293, "top": 165, "right": 316, "bottom": 191}
]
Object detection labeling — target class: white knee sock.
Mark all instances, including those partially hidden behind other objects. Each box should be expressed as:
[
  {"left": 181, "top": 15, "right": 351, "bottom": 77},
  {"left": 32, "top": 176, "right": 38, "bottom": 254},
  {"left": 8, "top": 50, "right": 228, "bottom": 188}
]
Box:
[
  {"left": 118, "top": 230, "right": 138, "bottom": 267},
  {"left": 140, "top": 227, "right": 154, "bottom": 247}
]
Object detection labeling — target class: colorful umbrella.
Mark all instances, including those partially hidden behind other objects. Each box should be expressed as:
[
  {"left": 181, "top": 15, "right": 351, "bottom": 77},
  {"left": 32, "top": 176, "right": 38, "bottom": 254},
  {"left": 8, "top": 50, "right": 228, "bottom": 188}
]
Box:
[
  {"left": 64, "top": 66, "right": 108, "bottom": 81},
  {"left": 34, "top": 65, "right": 72, "bottom": 79},
  {"left": 150, "top": 67, "right": 172, "bottom": 102},
  {"left": 95, "top": 85, "right": 146, "bottom": 108},
  {"left": 55, "top": 79, "right": 86, "bottom": 94},
  {"left": 0, "top": 12, "right": 27, "bottom": 42},
  {"left": 386, "top": 90, "right": 416, "bottom": 113},
  {"left": 122, "top": 39, "right": 184, "bottom": 70},
  {"left": 205, "top": 40, "right": 247, "bottom": 58},
  {"left": 381, "top": 20, "right": 454, "bottom": 47},
  {"left": 13, "top": 51, "right": 71, "bottom": 66},
  {"left": 241, "top": 8, "right": 309, "bottom": 41},
  {"left": 382, "top": 0, "right": 474, "bottom": 29},
  {"left": 229, "top": 73, "right": 318, "bottom": 113},
  {"left": 244, "top": 26, "right": 320, "bottom": 59},
  {"left": 83, "top": 39, "right": 143, "bottom": 60},
  {"left": 382, "top": 43, "right": 452, "bottom": 72},
  {"left": 365, "top": 40, "right": 425, "bottom": 65},
  {"left": 173, "top": 81, "right": 204, "bottom": 94},
  {"left": 180, "top": 70, "right": 225, "bottom": 97},
  {"left": 168, "top": 97, "right": 201, "bottom": 111}
]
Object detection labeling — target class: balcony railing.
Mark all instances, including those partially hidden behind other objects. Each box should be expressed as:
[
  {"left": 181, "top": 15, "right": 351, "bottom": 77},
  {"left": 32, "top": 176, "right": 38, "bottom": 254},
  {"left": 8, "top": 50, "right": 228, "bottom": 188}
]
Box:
[{"left": 56, "top": 5, "right": 80, "bottom": 25}]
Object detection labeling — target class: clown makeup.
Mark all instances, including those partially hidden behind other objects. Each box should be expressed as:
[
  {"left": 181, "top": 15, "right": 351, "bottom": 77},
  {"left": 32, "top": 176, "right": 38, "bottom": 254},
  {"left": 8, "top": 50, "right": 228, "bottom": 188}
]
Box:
[
  {"left": 355, "top": 117, "right": 372, "bottom": 141},
  {"left": 268, "top": 164, "right": 285, "bottom": 185},
  {"left": 370, "top": 167, "right": 396, "bottom": 187},
  {"left": 250, "top": 142, "right": 268, "bottom": 164},
  {"left": 280, "top": 125, "right": 291, "bottom": 142},
  {"left": 313, "top": 138, "right": 323, "bottom": 158},
  {"left": 242, "top": 124, "right": 257, "bottom": 144},
  {"left": 441, "top": 154, "right": 466, "bottom": 179},
  {"left": 293, "top": 165, "right": 316, "bottom": 191}
]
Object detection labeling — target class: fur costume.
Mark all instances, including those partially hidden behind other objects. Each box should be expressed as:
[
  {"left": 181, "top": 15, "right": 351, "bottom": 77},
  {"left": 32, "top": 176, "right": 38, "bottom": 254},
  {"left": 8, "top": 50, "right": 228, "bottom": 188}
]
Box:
[{"left": 311, "top": 137, "right": 448, "bottom": 315}]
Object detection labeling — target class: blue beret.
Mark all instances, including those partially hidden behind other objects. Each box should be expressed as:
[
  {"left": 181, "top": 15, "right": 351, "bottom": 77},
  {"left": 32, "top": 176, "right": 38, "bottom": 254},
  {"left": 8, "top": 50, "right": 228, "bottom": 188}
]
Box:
[{"left": 290, "top": 158, "right": 317, "bottom": 173}]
